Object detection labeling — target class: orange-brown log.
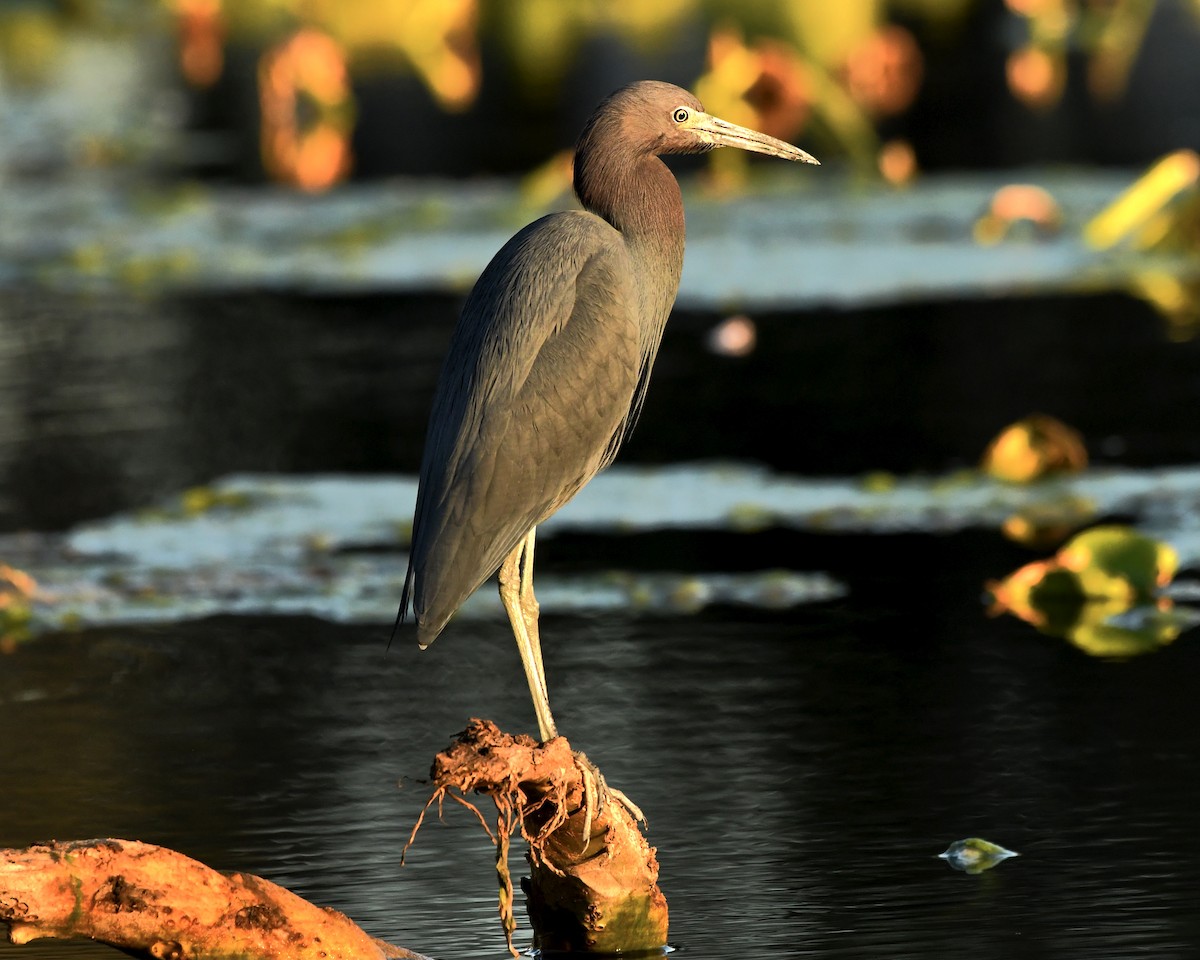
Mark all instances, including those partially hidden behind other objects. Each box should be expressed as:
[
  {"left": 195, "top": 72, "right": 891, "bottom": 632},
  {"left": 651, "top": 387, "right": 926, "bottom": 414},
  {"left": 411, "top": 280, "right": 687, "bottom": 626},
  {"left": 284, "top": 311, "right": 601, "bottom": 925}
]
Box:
[
  {"left": 0, "top": 838, "right": 431, "bottom": 960},
  {"left": 412, "top": 719, "right": 668, "bottom": 955}
]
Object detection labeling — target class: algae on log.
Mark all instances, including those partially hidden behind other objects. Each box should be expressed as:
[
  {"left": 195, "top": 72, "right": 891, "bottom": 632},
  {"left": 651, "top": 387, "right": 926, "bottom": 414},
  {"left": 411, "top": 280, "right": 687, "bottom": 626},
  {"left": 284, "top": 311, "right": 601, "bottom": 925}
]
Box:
[
  {"left": 0, "top": 839, "right": 431, "bottom": 960},
  {"left": 407, "top": 719, "right": 668, "bottom": 956}
]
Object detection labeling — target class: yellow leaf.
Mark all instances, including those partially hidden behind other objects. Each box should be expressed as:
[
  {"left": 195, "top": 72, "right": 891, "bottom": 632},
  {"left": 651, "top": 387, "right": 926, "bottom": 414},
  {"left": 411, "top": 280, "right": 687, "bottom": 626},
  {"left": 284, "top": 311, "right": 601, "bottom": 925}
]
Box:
[{"left": 1083, "top": 149, "right": 1200, "bottom": 251}]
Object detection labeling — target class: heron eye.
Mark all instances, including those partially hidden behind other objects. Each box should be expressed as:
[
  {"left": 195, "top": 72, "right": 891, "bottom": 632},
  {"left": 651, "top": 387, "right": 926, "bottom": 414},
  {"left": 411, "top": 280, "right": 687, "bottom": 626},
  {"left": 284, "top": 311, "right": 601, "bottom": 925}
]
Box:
[{"left": 672, "top": 107, "right": 690, "bottom": 124}]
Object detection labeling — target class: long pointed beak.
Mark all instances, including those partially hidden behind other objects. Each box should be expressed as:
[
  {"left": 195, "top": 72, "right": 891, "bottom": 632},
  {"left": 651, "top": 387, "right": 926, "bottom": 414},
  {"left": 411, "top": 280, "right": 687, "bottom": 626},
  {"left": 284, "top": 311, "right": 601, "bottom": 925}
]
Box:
[{"left": 693, "top": 113, "right": 819, "bottom": 164}]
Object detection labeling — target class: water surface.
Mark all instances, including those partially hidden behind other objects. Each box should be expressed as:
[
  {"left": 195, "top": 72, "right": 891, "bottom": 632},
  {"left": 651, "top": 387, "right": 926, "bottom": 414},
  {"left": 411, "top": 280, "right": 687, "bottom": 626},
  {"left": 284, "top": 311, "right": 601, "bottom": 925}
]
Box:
[
  {"left": 3, "top": 531, "right": 1199, "bottom": 959},
  {"left": 3, "top": 286, "right": 1200, "bottom": 957}
]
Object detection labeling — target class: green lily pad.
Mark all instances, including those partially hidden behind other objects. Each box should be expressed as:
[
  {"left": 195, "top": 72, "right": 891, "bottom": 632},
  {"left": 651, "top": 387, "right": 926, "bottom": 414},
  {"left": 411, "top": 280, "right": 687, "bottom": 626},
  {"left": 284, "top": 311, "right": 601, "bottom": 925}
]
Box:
[{"left": 1056, "top": 524, "right": 1178, "bottom": 601}]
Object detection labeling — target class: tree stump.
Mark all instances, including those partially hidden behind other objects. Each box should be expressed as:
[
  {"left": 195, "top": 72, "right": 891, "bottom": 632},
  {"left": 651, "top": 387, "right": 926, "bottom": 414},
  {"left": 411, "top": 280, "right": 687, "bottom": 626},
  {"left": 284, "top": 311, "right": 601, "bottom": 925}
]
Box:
[{"left": 406, "top": 719, "right": 668, "bottom": 956}]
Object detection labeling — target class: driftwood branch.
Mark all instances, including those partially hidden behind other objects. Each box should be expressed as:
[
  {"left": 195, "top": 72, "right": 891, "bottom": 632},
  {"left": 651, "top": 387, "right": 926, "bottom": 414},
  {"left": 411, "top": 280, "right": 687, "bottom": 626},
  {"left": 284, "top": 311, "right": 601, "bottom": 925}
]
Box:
[
  {"left": 0, "top": 838, "right": 432, "bottom": 960},
  {"left": 2, "top": 722, "right": 667, "bottom": 959}
]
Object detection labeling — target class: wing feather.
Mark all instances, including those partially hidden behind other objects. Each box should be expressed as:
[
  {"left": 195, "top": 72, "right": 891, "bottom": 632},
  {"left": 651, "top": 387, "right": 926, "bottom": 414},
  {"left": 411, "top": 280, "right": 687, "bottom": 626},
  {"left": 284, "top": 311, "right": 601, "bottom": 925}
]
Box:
[{"left": 401, "top": 211, "right": 640, "bottom": 644}]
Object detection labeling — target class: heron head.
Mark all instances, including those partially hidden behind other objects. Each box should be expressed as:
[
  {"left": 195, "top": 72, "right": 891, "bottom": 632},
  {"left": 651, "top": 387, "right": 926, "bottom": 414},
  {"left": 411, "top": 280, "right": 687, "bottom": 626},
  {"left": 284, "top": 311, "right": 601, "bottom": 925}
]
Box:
[{"left": 595, "top": 80, "right": 819, "bottom": 164}]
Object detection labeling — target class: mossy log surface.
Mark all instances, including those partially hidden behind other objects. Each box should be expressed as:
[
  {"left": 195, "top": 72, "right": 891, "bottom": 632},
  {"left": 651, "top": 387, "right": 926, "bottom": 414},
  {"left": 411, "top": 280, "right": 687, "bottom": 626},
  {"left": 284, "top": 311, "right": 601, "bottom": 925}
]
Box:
[{"left": 0, "top": 838, "right": 432, "bottom": 960}]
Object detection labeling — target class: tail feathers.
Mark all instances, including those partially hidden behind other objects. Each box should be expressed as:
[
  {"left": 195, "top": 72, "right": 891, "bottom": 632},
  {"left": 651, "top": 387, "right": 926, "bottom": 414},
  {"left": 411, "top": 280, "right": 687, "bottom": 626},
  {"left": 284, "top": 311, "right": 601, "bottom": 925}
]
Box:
[
  {"left": 389, "top": 560, "right": 417, "bottom": 650},
  {"left": 391, "top": 558, "right": 453, "bottom": 650},
  {"left": 416, "top": 615, "right": 448, "bottom": 650}
]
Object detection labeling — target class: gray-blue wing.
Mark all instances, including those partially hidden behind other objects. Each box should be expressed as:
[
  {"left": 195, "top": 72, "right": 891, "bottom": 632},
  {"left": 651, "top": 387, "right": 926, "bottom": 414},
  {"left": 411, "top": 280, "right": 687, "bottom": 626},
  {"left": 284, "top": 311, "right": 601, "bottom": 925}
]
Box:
[{"left": 401, "top": 210, "right": 640, "bottom": 645}]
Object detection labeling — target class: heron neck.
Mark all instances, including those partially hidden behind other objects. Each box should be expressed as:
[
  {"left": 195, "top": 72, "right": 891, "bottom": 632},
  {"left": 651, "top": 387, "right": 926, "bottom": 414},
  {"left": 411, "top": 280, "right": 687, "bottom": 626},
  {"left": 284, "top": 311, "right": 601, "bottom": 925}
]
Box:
[
  {"left": 577, "top": 153, "right": 686, "bottom": 327},
  {"left": 579, "top": 152, "right": 683, "bottom": 246}
]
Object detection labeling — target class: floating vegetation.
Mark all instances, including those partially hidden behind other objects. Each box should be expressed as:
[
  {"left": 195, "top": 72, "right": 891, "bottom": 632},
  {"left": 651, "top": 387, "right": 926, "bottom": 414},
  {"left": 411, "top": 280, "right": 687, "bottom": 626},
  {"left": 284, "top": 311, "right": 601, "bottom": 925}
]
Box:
[
  {"left": 1128, "top": 271, "right": 1200, "bottom": 341},
  {"left": 0, "top": 564, "right": 37, "bottom": 649},
  {"left": 0, "top": 555, "right": 844, "bottom": 643},
  {"left": 974, "top": 184, "right": 1062, "bottom": 245},
  {"left": 981, "top": 414, "right": 1087, "bottom": 484},
  {"left": 1083, "top": 149, "right": 1200, "bottom": 253},
  {"left": 859, "top": 471, "right": 898, "bottom": 493},
  {"left": 1064, "top": 601, "right": 1196, "bottom": 659},
  {"left": 1055, "top": 525, "right": 1177, "bottom": 600},
  {"left": 1000, "top": 494, "right": 1096, "bottom": 549},
  {"left": 135, "top": 485, "right": 258, "bottom": 523},
  {"left": 1, "top": 462, "right": 1199, "bottom": 643},
  {"left": 177, "top": 485, "right": 256, "bottom": 517},
  {"left": 986, "top": 525, "right": 1193, "bottom": 658},
  {"left": 938, "top": 838, "right": 1018, "bottom": 875},
  {"left": 5, "top": 171, "right": 1197, "bottom": 310}
]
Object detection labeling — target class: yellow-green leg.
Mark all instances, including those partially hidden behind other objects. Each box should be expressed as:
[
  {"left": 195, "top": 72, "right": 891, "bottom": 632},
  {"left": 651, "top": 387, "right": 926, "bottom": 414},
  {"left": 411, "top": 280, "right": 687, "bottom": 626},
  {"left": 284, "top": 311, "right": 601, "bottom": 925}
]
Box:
[{"left": 498, "top": 527, "right": 557, "bottom": 742}]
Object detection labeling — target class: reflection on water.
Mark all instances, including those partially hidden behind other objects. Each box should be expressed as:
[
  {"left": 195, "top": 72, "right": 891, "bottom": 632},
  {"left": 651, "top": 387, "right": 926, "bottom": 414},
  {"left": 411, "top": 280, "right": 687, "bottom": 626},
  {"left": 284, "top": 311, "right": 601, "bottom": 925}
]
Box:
[
  {"left": 3, "top": 532, "right": 1200, "bottom": 959},
  {"left": 4, "top": 289, "right": 1200, "bottom": 532},
  {"left": 3, "top": 287, "right": 1200, "bottom": 956}
]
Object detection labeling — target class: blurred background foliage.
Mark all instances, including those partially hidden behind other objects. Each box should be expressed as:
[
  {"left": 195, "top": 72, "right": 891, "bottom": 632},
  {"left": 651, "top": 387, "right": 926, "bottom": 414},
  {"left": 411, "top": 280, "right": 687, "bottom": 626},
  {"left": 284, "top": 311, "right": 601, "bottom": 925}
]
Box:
[
  {"left": 2, "top": 0, "right": 1199, "bottom": 189},
  {"left": 2, "top": 0, "right": 1198, "bottom": 337}
]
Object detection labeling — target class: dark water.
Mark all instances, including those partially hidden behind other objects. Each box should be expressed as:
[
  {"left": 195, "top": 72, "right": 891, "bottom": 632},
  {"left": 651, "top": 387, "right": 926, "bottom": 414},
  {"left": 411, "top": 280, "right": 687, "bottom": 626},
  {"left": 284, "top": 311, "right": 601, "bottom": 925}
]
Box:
[
  {"left": 3, "top": 289, "right": 1200, "bottom": 531},
  {"left": 3, "top": 530, "right": 1200, "bottom": 959},
  {"left": 3, "top": 288, "right": 1200, "bottom": 957}
]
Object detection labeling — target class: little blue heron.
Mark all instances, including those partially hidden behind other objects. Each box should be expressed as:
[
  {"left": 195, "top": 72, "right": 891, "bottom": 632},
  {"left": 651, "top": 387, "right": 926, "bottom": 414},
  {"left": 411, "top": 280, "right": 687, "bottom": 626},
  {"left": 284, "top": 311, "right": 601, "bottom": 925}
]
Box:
[{"left": 400, "top": 80, "right": 817, "bottom": 742}]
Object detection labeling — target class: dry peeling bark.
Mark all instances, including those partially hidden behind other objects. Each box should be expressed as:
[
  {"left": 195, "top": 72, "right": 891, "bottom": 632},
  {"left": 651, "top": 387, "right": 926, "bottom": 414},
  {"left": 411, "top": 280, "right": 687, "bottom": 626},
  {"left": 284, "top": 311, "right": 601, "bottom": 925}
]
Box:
[
  {"left": 0, "top": 838, "right": 431, "bottom": 960},
  {"left": 406, "top": 719, "right": 668, "bottom": 956}
]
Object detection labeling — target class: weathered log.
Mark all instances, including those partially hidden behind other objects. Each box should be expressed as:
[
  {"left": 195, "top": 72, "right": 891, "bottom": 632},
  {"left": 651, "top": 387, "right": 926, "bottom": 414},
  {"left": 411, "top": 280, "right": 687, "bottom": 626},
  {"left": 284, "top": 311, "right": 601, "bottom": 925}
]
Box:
[
  {"left": 406, "top": 719, "right": 668, "bottom": 956},
  {"left": 0, "top": 838, "right": 431, "bottom": 960}
]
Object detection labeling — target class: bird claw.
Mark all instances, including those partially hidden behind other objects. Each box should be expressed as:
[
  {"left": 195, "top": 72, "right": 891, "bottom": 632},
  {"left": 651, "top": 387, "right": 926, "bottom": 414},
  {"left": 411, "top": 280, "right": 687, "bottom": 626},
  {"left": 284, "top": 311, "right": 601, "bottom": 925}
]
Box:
[
  {"left": 572, "top": 751, "right": 603, "bottom": 854},
  {"left": 604, "top": 784, "right": 645, "bottom": 825},
  {"left": 572, "top": 751, "right": 646, "bottom": 855}
]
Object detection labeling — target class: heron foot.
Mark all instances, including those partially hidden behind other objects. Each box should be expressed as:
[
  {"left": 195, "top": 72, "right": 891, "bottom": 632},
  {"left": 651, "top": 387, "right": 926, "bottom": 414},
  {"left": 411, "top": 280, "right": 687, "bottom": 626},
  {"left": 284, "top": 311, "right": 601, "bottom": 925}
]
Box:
[
  {"left": 605, "top": 785, "right": 645, "bottom": 824},
  {"left": 572, "top": 751, "right": 646, "bottom": 854}
]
